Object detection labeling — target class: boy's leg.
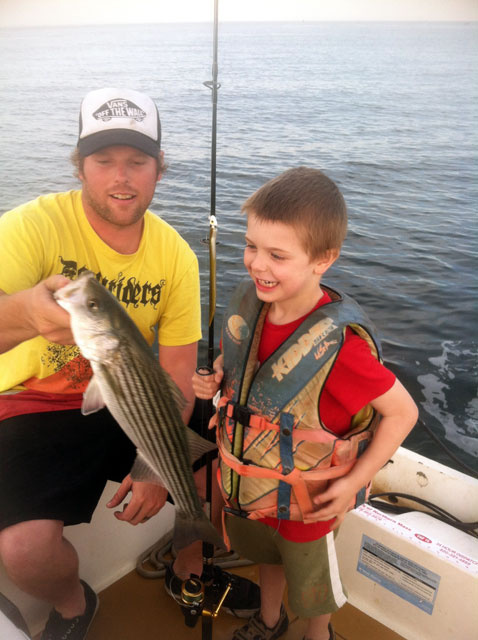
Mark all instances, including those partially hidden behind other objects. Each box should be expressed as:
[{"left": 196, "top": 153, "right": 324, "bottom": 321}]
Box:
[
  {"left": 225, "top": 515, "right": 289, "bottom": 639},
  {"left": 259, "top": 565, "right": 286, "bottom": 628},
  {"left": 280, "top": 532, "right": 345, "bottom": 640},
  {"left": 280, "top": 531, "right": 346, "bottom": 617},
  {"left": 303, "top": 614, "right": 333, "bottom": 640},
  {"left": 225, "top": 516, "right": 338, "bottom": 640},
  {"left": 230, "top": 563, "right": 288, "bottom": 640}
]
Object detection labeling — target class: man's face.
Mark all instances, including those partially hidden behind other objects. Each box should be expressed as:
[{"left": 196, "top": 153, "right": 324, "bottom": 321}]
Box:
[{"left": 79, "top": 145, "right": 161, "bottom": 229}]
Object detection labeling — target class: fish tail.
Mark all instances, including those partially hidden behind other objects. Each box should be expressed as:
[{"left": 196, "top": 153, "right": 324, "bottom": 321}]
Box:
[{"left": 173, "top": 510, "right": 226, "bottom": 552}]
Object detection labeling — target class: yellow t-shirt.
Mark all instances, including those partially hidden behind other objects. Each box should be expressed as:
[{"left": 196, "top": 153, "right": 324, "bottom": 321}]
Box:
[{"left": 0, "top": 190, "right": 201, "bottom": 394}]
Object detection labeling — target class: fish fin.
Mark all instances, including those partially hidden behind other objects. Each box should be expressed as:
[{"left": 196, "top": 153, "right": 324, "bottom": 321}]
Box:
[
  {"left": 81, "top": 376, "right": 106, "bottom": 415},
  {"left": 186, "top": 427, "right": 217, "bottom": 463},
  {"left": 130, "top": 452, "right": 166, "bottom": 487},
  {"left": 173, "top": 510, "right": 227, "bottom": 552}
]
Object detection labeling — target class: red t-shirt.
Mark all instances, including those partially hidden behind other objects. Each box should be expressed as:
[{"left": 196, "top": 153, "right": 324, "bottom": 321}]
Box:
[{"left": 257, "top": 290, "right": 395, "bottom": 541}]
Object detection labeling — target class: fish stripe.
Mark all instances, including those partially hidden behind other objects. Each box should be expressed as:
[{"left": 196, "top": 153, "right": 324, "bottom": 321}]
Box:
[
  {"left": 129, "top": 351, "right": 197, "bottom": 507},
  {"left": 106, "top": 344, "right": 200, "bottom": 515}
]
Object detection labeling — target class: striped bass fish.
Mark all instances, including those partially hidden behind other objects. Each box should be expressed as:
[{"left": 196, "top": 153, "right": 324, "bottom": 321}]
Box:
[{"left": 54, "top": 271, "right": 225, "bottom": 552}]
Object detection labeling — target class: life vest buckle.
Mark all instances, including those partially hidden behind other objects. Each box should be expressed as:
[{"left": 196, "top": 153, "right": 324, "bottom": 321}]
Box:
[
  {"left": 223, "top": 506, "right": 250, "bottom": 519},
  {"left": 228, "top": 402, "right": 253, "bottom": 427}
]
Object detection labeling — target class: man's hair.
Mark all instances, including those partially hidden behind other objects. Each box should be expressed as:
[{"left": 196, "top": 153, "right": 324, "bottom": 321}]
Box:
[
  {"left": 241, "top": 166, "right": 347, "bottom": 258},
  {"left": 70, "top": 147, "right": 167, "bottom": 179}
]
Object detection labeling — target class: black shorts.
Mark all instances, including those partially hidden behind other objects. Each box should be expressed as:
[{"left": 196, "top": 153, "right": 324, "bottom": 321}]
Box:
[{"left": 0, "top": 408, "right": 136, "bottom": 530}]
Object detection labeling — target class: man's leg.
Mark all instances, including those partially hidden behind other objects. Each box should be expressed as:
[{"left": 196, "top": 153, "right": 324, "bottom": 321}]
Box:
[
  {"left": 0, "top": 408, "right": 133, "bottom": 639},
  {"left": 0, "top": 520, "right": 85, "bottom": 618}
]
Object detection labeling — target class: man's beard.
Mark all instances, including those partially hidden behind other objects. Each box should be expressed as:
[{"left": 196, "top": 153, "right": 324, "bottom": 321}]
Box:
[{"left": 82, "top": 184, "right": 147, "bottom": 228}]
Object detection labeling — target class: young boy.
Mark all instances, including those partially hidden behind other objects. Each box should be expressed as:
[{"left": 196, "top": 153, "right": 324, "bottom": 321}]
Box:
[{"left": 193, "top": 167, "right": 418, "bottom": 640}]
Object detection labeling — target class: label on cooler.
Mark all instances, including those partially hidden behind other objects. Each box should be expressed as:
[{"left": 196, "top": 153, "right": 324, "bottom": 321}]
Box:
[{"left": 357, "top": 534, "right": 441, "bottom": 614}]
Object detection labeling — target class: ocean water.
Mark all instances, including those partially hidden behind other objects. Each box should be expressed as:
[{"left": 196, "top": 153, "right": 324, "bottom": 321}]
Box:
[{"left": 0, "top": 21, "right": 477, "bottom": 471}]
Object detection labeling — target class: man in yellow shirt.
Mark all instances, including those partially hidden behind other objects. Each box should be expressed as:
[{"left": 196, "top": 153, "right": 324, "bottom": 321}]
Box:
[{"left": 0, "top": 88, "right": 259, "bottom": 640}]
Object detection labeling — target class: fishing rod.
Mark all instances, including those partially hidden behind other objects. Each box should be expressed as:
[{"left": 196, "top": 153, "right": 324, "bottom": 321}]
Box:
[
  {"left": 201, "top": 0, "right": 220, "bottom": 531},
  {"left": 200, "top": 0, "right": 220, "bottom": 535},
  {"left": 201, "top": 0, "right": 220, "bottom": 577},
  {"left": 199, "top": 0, "right": 220, "bottom": 533},
  {"left": 179, "top": 1, "right": 227, "bottom": 638},
  {"left": 203, "top": 0, "right": 220, "bottom": 373}
]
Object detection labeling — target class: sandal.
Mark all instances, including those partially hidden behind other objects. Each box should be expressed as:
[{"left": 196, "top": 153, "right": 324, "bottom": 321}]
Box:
[{"left": 233, "top": 604, "right": 289, "bottom": 640}]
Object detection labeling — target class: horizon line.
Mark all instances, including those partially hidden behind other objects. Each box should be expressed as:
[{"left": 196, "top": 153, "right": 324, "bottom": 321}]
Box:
[{"left": 1, "top": 18, "right": 477, "bottom": 28}]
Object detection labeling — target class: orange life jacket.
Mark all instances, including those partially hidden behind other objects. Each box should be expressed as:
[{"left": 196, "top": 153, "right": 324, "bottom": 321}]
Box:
[{"left": 215, "top": 279, "right": 382, "bottom": 523}]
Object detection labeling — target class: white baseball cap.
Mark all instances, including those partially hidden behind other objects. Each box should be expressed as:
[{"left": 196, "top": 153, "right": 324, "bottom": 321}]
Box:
[{"left": 78, "top": 88, "right": 161, "bottom": 158}]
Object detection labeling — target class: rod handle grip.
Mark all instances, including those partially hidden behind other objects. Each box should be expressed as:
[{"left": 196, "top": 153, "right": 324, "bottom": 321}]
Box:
[{"left": 196, "top": 365, "right": 214, "bottom": 377}]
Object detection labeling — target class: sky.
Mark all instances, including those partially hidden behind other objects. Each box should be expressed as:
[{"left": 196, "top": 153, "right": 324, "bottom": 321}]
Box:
[{"left": 1, "top": 0, "right": 477, "bottom": 28}]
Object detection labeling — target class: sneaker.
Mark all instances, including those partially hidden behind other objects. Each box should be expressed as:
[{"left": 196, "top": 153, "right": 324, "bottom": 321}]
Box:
[
  {"left": 40, "top": 580, "right": 99, "bottom": 640},
  {"left": 232, "top": 604, "right": 289, "bottom": 640},
  {"left": 165, "top": 563, "right": 261, "bottom": 618}
]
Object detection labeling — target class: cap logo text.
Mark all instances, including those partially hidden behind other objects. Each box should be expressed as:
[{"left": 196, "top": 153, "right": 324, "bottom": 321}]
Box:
[{"left": 93, "top": 99, "right": 146, "bottom": 122}]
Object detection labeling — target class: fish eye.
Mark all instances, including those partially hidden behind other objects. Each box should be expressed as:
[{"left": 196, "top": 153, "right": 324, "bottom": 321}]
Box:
[{"left": 87, "top": 297, "right": 99, "bottom": 311}]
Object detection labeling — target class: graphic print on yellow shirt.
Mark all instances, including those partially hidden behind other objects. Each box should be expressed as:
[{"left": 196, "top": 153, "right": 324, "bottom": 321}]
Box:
[{"left": 0, "top": 190, "right": 201, "bottom": 394}]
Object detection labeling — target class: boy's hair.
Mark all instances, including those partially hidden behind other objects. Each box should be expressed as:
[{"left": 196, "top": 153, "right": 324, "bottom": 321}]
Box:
[{"left": 241, "top": 167, "right": 347, "bottom": 258}]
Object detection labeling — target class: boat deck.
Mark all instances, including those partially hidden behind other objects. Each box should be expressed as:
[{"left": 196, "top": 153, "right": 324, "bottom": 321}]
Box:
[{"left": 60, "top": 564, "right": 405, "bottom": 640}]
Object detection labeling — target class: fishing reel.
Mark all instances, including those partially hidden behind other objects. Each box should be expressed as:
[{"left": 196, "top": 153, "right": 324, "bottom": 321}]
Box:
[
  {"left": 179, "top": 576, "right": 204, "bottom": 627},
  {"left": 179, "top": 573, "right": 232, "bottom": 629}
]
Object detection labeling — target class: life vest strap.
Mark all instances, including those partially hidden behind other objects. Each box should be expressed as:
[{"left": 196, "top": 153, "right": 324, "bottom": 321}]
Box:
[
  {"left": 220, "top": 399, "right": 338, "bottom": 444},
  {"left": 217, "top": 437, "right": 356, "bottom": 519},
  {"left": 278, "top": 412, "right": 295, "bottom": 518},
  {"left": 222, "top": 400, "right": 271, "bottom": 432},
  {"left": 218, "top": 436, "right": 356, "bottom": 481}
]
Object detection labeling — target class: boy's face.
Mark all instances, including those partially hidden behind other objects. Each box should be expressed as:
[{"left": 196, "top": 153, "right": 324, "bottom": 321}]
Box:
[{"left": 244, "top": 213, "right": 335, "bottom": 313}]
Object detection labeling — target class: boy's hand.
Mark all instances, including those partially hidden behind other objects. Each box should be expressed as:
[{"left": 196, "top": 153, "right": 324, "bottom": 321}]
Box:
[
  {"left": 311, "top": 380, "right": 419, "bottom": 531},
  {"left": 312, "top": 476, "right": 360, "bottom": 530},
  {"left": 192, "top": 354, "right": 224, "bottom": 399}
]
